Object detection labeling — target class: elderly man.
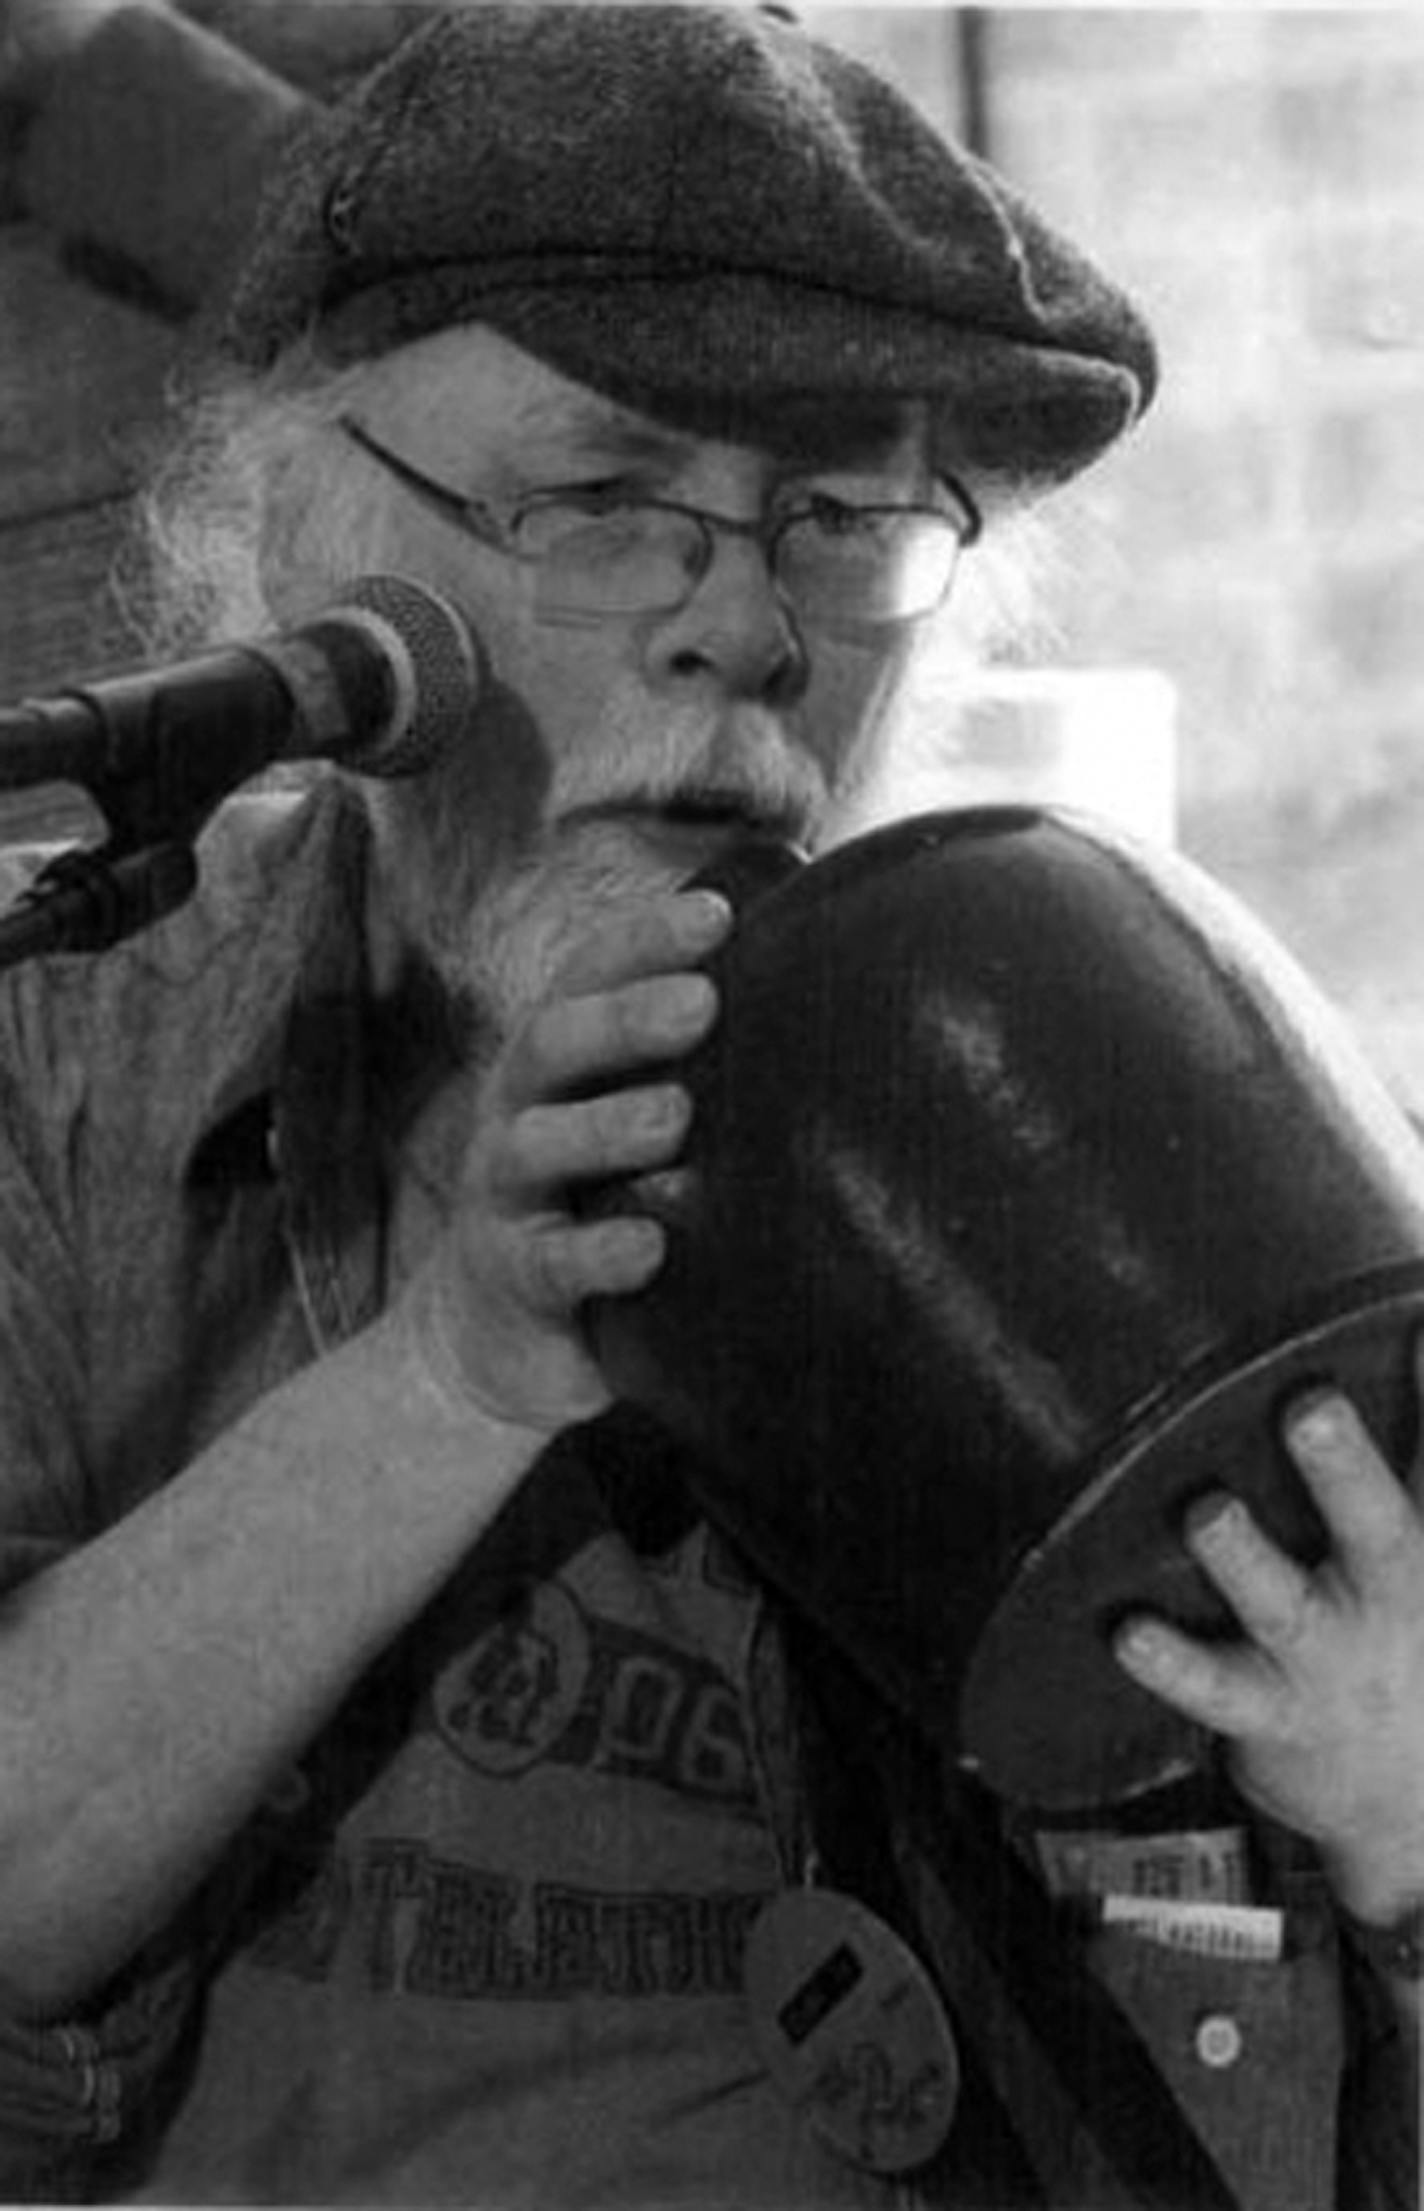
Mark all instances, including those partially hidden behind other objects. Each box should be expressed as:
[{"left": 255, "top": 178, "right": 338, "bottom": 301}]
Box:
[{"left": 0, "top": 6, "right": 1417, "bottom": 2206}]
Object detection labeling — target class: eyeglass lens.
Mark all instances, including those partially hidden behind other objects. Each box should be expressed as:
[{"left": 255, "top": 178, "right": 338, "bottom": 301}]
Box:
[{"left": 525, "top": 505, "right": 964, "bottom": 623}]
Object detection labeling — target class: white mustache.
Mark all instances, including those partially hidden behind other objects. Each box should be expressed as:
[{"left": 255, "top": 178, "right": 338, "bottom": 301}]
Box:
[{"left": 546, "top": 702, "right": 829, "bottom": 843}]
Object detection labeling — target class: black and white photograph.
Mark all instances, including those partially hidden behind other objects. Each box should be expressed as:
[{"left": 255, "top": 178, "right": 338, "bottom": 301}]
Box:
[{"left": 0, "top": 3, "right": 1420, "bottom": 2204}]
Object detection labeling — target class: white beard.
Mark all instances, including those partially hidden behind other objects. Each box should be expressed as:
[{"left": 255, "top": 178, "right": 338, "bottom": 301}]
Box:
[
  {"left": 454, "top": 822, "right": 692, "bottom": 1036},
  {"left": 368, "top": 674, "right": 839, "bottom": 1045}
]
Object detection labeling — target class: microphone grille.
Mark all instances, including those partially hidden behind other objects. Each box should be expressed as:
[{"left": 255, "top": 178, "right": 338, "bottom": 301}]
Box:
[{"left": 339, "top": 573, "right": 480, "bottom": 776}]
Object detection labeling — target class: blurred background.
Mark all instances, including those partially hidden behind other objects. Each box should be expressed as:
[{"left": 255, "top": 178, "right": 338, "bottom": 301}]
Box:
[{"left": 1, "top": 2, "right": 1422, "bottom": 1095}]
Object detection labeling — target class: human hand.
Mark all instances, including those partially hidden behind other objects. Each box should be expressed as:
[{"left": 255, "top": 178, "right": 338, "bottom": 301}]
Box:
[
  {"left": 405, "top": 886, "right": 731, "bottom": 1437},
  {"left": 1113, "top": 1339, "right": 1424, "bottom": 1924}
]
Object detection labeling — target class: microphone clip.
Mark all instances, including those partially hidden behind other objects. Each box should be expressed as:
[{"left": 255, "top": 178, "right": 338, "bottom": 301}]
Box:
[{"left": 0, "top": 841, "right": 200, "bottom": 972}]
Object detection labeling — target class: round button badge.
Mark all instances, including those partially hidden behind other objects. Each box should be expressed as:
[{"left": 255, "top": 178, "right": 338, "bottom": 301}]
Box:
[
  {"left": 1193, "top": 2012, "right": 1244, "bottom": 2071},
  {"left": 744, "top": 1887, "right": 959, "bottom": 2174}
]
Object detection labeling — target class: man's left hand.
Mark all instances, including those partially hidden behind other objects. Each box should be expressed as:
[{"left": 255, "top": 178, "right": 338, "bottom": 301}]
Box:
[{"left": 1113, "top": 1337, "right": 1424, "bottom": 1923}]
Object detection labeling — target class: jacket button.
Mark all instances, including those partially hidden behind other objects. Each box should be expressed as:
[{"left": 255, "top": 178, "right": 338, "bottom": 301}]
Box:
[
  {"left": 322, "top": 177, "right": 362, "bottom": 252},
  {"left": 1194, "top": 2012, "right": 1244, "bottom": 2069}
]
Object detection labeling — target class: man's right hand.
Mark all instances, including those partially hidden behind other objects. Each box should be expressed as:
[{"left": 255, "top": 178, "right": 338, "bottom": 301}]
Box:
[{"left": 406, "top": 886, "right": 732, "bottom": 1436}]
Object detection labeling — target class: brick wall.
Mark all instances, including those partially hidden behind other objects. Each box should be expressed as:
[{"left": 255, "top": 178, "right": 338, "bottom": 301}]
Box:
[{"left": 960, "top": 7, "right": 1424, "bottom": 1097}]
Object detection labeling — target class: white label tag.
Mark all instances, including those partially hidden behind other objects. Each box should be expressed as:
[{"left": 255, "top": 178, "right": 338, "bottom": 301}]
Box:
[
  {"left": 1035, "top": 1827, "right": 1252, "bottom": 1906},
  {"left": 1099, "top": 1897, "right": 1284, "bottom": 1961}
]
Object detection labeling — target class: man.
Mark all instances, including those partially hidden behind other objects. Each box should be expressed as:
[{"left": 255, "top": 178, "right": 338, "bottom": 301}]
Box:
[{"left": 0, "top": 7, "right": 1417, "bottom": 2205}]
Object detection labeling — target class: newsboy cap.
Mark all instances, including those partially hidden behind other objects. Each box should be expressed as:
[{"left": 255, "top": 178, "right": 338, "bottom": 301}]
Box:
[{"left": 214, "top": 3, "right": 1158, "bottom": 491}]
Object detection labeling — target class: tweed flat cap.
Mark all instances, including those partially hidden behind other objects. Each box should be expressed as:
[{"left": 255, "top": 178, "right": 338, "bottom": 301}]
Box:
[{"left": 214, "top": 3, "right": 1158, "bottom": 490}]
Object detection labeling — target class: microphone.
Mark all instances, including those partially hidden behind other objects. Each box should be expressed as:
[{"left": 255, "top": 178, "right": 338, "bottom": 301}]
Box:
[{"left": 0, "top": 574, "right": 480, "bottom": 832}]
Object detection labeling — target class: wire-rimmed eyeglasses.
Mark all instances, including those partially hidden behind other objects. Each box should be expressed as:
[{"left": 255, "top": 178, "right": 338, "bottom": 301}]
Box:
[{"left": 338, "top": 415, "right": 981, "bottom": 629}]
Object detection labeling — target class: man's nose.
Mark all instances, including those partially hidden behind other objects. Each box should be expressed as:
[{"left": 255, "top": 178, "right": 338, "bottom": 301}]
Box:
[{"left": 645, "top": 532, "right": 809, "bottom": 707}]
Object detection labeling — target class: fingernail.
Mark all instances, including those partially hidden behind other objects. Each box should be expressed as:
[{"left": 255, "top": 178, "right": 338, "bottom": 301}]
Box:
[
  {"left": 1115, "top": 1620, "right": 1167, "bottom": 1671},
  {"left": 686, "top": 891, "right": 734, "bottom": 940},
  {"left": 667, "top": 973, "right": 717, "bottom": 1030},
  {"left": 617, "top": 1217, "right": 666, "bottom": 1276},
  {"left": 643, "top": 1084, "right": 690, "bottom": 1135},
  {"left": 1185, "top": 1492, "right": 1244, "bottom": 1545},
  {"left": 1286, "top": 1393, "right": 1349, "bottom": 1453}
]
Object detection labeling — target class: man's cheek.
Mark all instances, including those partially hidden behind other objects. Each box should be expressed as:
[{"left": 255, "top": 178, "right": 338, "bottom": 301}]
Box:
[{"left": 807, "top": 640, "right": 914, "bottom": 775}]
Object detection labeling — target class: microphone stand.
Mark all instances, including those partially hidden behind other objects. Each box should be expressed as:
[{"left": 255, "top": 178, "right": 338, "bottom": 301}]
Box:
[
  {"left": 0, "top": 653, "right": 290, "bottom": 971},
  {"left": 0, "top": 843, "right": 199, "bottom": 970}
]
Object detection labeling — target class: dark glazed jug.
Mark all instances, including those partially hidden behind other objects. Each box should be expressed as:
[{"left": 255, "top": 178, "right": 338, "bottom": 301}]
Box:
[{"left": 590, "top": 806, "right": 1424, "bottom": 1807}]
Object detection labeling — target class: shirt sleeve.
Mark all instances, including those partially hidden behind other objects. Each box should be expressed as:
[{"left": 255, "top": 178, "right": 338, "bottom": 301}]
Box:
[
  {"left": 0, "top": 973, "right": 208, "bottom": 2193},
  {"left": 1334, "top": 1934, "right": 1421, "bottom": 2211},
  {"left": 0, "top": 973, "right": 94, "bottom": 1597},
  {"left": 0, "top": 1803, "right": 287, "bottom": 2202},
  {"left": 0, "top": 1948, "right": 197, "bottom": 2198}
]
